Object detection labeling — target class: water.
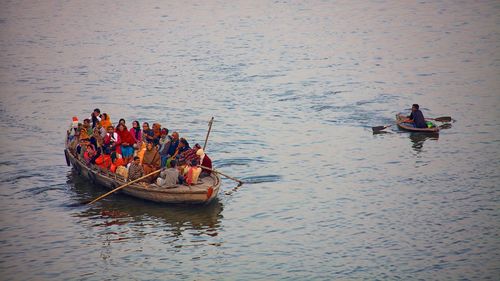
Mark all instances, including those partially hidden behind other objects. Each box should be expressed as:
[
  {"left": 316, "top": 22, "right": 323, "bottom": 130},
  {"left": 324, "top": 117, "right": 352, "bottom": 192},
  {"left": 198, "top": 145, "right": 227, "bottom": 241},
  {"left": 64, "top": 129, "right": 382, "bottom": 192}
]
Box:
[{"left": 1, "top": 1, "right": 499, "bottom": 280}]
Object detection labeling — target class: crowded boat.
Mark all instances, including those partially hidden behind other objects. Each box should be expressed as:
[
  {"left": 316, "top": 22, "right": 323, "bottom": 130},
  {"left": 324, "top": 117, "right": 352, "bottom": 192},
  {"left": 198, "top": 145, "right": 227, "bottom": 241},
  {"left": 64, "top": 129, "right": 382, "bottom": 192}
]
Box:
[{"left": 66, "top": 108, "right": 214, "bottom": 188}]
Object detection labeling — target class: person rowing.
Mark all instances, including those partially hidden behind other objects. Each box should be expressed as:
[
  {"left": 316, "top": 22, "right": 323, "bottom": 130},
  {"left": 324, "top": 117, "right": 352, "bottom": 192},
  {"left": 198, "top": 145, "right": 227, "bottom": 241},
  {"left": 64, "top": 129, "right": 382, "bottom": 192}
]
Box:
[{"left": 402, "top": 104, "right": 427, "bottom": 128}]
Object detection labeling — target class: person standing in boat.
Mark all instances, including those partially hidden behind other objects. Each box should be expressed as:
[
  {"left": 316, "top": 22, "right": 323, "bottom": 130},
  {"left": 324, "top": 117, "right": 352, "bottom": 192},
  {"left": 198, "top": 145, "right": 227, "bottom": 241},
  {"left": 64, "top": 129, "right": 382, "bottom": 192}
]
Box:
[
  {"left": 404, "top": 104, "right": 427, "bottom": 128},
  {"left": 142, "top": 141, "right": 161, "bottom": 183}
]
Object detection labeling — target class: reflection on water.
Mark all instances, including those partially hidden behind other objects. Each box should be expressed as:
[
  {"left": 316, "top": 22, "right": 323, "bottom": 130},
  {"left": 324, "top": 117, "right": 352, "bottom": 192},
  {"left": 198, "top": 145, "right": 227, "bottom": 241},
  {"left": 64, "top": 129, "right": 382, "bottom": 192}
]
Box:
[
  {"left": 68, "top": 171, "right": 223, "bottom": 237},
  {"left": 408, "top": 132, "right": 439, "bottom": 152}
]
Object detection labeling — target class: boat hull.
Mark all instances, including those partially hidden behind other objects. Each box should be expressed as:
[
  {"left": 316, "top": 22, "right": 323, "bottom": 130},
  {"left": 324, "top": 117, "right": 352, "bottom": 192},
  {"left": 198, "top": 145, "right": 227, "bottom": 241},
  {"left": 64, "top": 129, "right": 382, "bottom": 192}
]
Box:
[{"left": 65, "top": 149, "right": 220, "bottom": 204}]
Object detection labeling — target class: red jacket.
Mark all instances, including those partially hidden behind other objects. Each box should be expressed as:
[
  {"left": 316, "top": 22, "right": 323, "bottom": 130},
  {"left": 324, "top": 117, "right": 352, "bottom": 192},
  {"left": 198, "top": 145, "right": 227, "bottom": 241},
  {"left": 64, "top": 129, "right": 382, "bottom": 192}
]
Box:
[
  {"left": 116, "top": 129, "right": 135, "bottom": 146},
  {"left": 200, "top": 154, "right": 212, "bottom": 174}
]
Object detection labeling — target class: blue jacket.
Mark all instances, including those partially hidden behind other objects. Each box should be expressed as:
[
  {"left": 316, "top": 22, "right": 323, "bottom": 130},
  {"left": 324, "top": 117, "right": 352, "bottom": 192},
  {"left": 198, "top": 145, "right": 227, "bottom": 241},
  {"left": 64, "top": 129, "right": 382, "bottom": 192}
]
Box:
[{"left": 409, "top": 110, "right": 426, "bottom": 128}]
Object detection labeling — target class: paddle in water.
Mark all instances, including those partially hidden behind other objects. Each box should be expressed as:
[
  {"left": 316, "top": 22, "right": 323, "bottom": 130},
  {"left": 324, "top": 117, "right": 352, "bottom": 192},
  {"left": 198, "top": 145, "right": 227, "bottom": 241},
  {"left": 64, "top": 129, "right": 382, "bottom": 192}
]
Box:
[
  {"left": 372, "top": 125, "right": 391, "bottom": 132},
  {"left": 427, "top": 116, "right": 451, "bottom": 122}
]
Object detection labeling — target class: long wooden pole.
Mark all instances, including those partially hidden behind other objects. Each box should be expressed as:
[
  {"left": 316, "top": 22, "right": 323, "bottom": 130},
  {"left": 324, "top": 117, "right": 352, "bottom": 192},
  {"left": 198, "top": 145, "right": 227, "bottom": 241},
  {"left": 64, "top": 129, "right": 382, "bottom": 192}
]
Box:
[
  {"left": 199, "top": 118, "right": 243, "bottom": 186},
  {"left": 87, "top": 168, "right": 163, "bottom": 205},
  {"left": 203, "top": 117, "right": 214, "bottom": 151},
  {"left": 199, "top": 165, "right": 244, "bottom": 186}
]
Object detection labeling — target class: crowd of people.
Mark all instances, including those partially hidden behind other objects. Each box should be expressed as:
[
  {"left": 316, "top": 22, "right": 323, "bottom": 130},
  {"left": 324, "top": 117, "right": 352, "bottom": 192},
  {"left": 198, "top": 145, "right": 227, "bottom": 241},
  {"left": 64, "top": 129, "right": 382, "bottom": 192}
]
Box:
[{"left": 66, "top": 108, "right": 212, "bottom": 187}]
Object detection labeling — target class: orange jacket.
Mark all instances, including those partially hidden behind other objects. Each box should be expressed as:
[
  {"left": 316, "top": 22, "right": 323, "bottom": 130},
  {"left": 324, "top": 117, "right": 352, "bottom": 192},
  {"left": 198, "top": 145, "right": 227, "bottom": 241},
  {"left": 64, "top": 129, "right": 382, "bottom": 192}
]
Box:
[
  {"left": 110, "top": 158, "right": 125, "bottom": 173},
  {"left": 95, "top": 154, "right": 112, "bottom": 170}
]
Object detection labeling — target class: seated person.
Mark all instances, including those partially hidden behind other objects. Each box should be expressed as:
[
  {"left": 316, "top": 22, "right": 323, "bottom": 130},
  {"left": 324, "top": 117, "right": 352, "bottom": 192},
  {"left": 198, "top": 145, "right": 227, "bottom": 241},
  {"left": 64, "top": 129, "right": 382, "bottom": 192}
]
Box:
[
  {"left": 404, "top": 104, "right": 427, "bottom": 128},
  {"left": 152, "top": 123, "right": 162, "bottom": 146},
  {"left": 142, "top": 141, "right": 161, "bottom": 183},
  {"left": 103, "top": 125, "right": 118, "bottom": 154},
  {"left": 179, "top": 141, "right": 201, "bottom": 163},
  {"left": 67, "top": 116, "right": 79, "bottom": 142},
  {"left": 129, "top": 120, "right": 142, "bottom": 148},
  {"left": 110, "top": 152, "right": 126, "bottom": 173},
  {"left": 83, "top": 118, "right": 93, "bottom": 137},
  {"left": 196, "top": 148, "right": 212, "bottom": 177},
  {"left": 94, "top": 150, "right": 112, "bottom": 170},
  {"left": 166, "top": 131, "right": 180, "bottom": 163},
  {"left": 90, "top": 127, "right": 104, "bottom": 151},
  {"left": 183, "top": 159, "right": 202, "bottom": 185},
  {"left": 142, "top": 122, "right": 155, "bottom": 144},
  {"left": 76, "top": 137, "right": 89, "bottom": 158},
  {"left": 158, "top": 128, "right": 172, "bottom": 168},
  {"left": 83, "top": 143, "right": 100, "bottom": 165},
  {"left": 156, "top": 160, "right": 179, "bottom": 187},
  {"left": 116, "top": 123, "right": 136, "bottom": 164},
  {"left": 128, "top": 156, "right": 144, "bottom": 182},
  {"left": 99, "top": 113, "right": 112, "bottom": 129}
]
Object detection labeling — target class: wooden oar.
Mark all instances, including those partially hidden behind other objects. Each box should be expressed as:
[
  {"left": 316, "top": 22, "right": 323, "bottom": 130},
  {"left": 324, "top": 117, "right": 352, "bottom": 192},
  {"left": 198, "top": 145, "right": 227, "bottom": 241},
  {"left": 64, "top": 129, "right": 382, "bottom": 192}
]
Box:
[
  {"left": 372, "top": 125, "right": 391, "bottom": 132},
  {"left": 199, "top": 165, "right": 244, "bottom": 186},
  {"left": 87, "top": 168, "right": 164, "bottom": 205},
  {"left": 427, "top": 116, "right": 451, "bottom": 122}
]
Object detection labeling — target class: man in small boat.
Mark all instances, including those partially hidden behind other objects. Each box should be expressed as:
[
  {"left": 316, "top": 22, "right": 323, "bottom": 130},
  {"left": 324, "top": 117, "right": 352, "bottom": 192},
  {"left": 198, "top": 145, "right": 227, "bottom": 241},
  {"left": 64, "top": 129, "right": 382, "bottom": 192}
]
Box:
[
  {"left": 404, "top": 104, "right": 427, "bottom": 128},
  {"left": 156, "top": 160, "right": 179, "bottom": 187},
  {"left": 128, "top": 156, "right": 144, "bottom": 182}
]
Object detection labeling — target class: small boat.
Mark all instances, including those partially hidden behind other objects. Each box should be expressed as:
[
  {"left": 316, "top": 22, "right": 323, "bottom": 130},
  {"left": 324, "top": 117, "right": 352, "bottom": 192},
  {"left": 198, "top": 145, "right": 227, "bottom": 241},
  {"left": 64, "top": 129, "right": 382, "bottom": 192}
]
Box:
[
  {"left": 396, "top": 113, "right": 439, "bottom": 133},
  {"left": 64, "top": 147, "right": 221, "bottom": 205}
]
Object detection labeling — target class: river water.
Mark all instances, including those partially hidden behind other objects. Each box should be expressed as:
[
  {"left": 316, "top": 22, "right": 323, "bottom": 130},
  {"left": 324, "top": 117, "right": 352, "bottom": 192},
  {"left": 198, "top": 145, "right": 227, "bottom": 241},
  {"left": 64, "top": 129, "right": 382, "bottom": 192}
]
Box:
[{"left": 1, "top": 1, "right": 499, "bottom": 280}]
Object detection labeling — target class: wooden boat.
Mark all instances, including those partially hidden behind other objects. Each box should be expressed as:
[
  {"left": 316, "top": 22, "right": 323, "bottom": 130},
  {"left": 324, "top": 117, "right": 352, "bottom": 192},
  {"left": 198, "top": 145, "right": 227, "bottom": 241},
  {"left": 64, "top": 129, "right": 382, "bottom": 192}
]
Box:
[
  {"left": 396, "top": 113, "right": 439, "bottom": 133},
  {"left": 64, "top": 146, "right": 221, "bottom": 204}
]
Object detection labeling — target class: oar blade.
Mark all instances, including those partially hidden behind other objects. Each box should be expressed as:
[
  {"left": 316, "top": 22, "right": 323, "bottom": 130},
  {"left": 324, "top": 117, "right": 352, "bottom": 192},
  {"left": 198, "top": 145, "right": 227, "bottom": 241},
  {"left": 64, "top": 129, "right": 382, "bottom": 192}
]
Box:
[
  {"left": 433, "top": 116, "right": 451, "bottom": 122},
  {"left": 372, "top": 125, "right": 389, "bottom": 132}
]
